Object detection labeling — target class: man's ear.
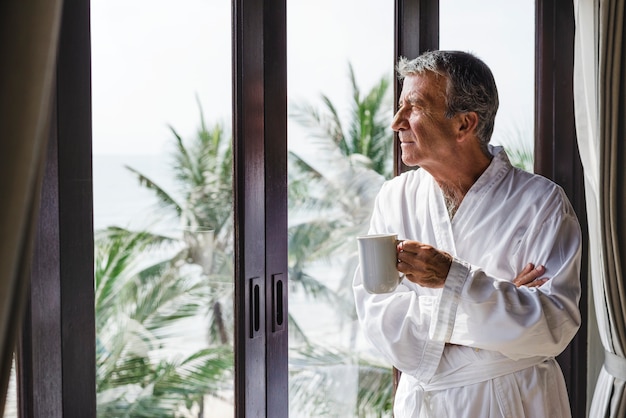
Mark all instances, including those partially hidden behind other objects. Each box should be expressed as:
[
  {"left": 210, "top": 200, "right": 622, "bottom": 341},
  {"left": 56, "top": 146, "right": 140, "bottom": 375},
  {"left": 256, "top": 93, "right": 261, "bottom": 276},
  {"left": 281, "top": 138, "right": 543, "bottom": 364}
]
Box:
[{"left": 456, "top": 112, "right": 479, "bottom": 141}]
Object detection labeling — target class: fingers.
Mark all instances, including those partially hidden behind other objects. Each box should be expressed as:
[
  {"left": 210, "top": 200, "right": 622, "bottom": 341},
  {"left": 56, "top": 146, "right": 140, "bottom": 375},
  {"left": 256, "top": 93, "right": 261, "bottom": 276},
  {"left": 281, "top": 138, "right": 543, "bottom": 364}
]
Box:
[
  {"left": 524, "top": 278, "right": 549, "bottom": 288},
  {"left": 397, "top": 240, "right": 422, "bottom": 253},
  {"left": 396, "top": 240, "right": 451, "bottom": 288},
  {"left": 513, "top": 263, "right": 548, "bottom": 288},
  {"left": 517, "top": 262, "right": 535, "bottom": 277}
]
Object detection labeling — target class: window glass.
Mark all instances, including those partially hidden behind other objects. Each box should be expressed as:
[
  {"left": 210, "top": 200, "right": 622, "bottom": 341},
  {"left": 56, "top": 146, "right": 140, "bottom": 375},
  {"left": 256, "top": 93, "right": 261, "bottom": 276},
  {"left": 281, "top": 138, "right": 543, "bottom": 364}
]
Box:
[
  {"left": 91, "top": 1, "right": 234, "bottom": 416},
  {"left": 440, "top": 0, "right": 535, "bottom": 171},
  {"left": 287, "top": 1, "right": 395, "bottom": 416}
]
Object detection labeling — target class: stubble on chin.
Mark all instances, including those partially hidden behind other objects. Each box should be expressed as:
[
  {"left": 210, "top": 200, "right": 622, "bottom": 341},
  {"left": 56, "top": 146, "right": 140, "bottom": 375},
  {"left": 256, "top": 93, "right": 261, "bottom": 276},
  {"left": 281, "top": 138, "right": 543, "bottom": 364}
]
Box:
[{"left": 400, "top": 146, "right": 420, "bottom": 167}]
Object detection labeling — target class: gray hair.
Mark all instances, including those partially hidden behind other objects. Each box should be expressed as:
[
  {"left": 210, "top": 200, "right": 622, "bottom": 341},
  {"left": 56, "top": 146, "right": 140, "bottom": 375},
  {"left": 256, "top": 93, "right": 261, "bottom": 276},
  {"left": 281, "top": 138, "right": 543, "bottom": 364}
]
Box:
[{"left": 396, "top": 51, "right": 499, "bottom": 149}]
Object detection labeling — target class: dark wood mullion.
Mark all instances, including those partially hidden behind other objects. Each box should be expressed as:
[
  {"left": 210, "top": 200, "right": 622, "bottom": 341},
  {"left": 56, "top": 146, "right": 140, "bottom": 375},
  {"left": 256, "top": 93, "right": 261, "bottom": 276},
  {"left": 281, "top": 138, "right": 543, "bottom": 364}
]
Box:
[
  {"left": 535, "top": 1, "right": 588, "bottom": 416},
  {"left": 263, "top": 0, "right": 288, "bottom": 417},
  {"left": 394, "top": 0, "right": 439, "bottom": 176},
  {"left": 233, "top": 0, "right": 267, "bottom": 415},
  {"left": 18, "top": 0, "right": 96, "bottom": 416},
  {"left": 57, "top": 1, "right": 95, "bottom": 415}
]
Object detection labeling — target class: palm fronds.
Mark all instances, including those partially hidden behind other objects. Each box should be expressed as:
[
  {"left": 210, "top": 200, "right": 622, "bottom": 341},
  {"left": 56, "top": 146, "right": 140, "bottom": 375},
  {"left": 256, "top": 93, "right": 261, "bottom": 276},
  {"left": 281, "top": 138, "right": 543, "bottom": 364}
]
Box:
[
  {"left": 97, "top": 347, "right": 233, "bottom": 418},
  {"left": 289, "top": 344, "right": 393, "bottom": 418},
  {"left": 287, "top": 65, "right": 396, "bottom": 417},
  {"left": 492, "top": 120, "right": 534, "bottom": 172},
  {"left": 96, "top": 104, "right": 236, "bottom": 416},
  {"left": 290, "top": 63, "right": 394, "bottom": 179}
]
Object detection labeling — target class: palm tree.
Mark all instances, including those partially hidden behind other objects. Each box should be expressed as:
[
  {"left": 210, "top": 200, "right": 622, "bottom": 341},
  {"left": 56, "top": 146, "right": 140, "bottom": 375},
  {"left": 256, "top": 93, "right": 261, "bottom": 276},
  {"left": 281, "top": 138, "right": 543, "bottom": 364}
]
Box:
[
  {"left": 287, "top": 64, "right": 395, "bottom": 415},
  {"left": 290, "top": 63, "right": 394, "bottom": 179},
  {"left": 288, "top": 63, "right": 393, "bottom": 298},
  {"left": 95, "top": 71, "right": 399, "bottom": 414},
  {"left": 95, "top": 103, "right": 236, "bottom": 416},
  {"left": 288, "top": 62, "right": 393, "bottom": 311},
  {"left": 124, "top": 101, "right": 234, "bottom": 346},
  {"left": 95, "top": 227, "right": 233, "bottom": 417}
]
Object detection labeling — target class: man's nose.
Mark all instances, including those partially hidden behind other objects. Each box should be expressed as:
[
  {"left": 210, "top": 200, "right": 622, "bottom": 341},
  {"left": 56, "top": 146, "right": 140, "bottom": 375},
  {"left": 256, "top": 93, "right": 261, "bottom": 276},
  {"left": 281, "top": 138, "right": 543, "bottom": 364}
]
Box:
[{"left": 391, "top": 109, "right": 408, "bottom": 132}]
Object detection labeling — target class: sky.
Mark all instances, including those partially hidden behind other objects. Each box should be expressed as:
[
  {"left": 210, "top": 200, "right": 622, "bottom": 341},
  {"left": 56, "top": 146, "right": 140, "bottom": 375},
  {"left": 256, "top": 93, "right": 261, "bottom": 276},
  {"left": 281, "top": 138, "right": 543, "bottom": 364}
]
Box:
[{"left": 91, "top": 0, "right": 534, "bottom": 156}]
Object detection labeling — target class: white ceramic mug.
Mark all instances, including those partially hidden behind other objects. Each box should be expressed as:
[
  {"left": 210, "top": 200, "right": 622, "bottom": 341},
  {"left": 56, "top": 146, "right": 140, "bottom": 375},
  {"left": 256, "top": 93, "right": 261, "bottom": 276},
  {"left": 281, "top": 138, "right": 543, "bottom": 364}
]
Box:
[{"left": 357, "top": 233, "right": 402, "bottom": 294}]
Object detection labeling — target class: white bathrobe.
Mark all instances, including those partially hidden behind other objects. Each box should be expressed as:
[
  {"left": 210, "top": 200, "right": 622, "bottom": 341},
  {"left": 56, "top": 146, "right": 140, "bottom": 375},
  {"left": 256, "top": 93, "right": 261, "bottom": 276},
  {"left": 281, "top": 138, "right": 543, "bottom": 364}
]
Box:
[{"left": 353, "top": 146, "right": 582, "bottom": 418}]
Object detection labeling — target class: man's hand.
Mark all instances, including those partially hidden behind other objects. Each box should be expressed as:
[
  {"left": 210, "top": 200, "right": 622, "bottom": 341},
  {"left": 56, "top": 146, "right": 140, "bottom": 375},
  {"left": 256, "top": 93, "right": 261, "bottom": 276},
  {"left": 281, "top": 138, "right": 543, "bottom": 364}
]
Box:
[
  {"left": 396, "top": 240, "right": 452, "bottom": 288},
  {"left": 513, "top": 263, "right": 548, "bottom": 288}
]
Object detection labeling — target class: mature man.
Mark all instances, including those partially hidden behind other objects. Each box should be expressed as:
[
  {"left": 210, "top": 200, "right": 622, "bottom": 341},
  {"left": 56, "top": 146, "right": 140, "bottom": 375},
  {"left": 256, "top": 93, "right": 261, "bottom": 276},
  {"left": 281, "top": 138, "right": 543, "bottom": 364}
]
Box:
[{"left": 353, "top": 50, "right": 582, "bottom": 417}]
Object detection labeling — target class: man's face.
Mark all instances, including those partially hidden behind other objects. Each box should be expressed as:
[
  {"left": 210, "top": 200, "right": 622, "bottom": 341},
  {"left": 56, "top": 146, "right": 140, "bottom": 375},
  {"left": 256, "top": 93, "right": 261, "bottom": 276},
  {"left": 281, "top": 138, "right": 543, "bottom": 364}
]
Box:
[{"left": 391, "top": 72, "right": 458, "bottom": 169}]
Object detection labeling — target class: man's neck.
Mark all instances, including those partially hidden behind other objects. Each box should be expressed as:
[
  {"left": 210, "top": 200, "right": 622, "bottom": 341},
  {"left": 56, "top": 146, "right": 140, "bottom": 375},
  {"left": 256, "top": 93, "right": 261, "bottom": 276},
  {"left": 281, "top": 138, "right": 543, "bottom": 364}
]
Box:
[{"left": 433, "top": 150, "right": 493, "bottom": 219}]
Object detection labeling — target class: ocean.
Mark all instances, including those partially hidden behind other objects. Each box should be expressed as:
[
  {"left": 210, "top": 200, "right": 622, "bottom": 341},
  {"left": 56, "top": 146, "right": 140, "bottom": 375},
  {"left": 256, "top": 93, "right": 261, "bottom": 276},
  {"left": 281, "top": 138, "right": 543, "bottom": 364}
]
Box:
[{"left": 93, "top": 153, "right": 180, "bottom": 233}]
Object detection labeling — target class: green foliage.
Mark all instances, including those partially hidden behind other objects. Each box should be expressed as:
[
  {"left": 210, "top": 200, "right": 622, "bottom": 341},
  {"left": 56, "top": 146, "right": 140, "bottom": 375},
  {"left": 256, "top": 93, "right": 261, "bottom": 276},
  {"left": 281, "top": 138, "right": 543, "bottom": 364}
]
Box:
[
  {"left": 95, "top": 228, "right": 233, "bottom": 417},
  {"left": 290, "top": 63, "right": 394, "bottom": 180},
  {"left": 493, "top": 121, "right": 534, "bottom": 172},
  {"left": 289, "top": 345, "right": 393, "bottom": 417},
  {"left": 288, "top": 63, "right": 393, "bottom": 270},
  {"left": 287, "top": 65, "right": 395, "bottom": 416},
  {"left": 127, "top": 103, "right": 235, "bottom": 345},
  {"left": 96, "top": 101, "right": 237, "bottom": 415}
]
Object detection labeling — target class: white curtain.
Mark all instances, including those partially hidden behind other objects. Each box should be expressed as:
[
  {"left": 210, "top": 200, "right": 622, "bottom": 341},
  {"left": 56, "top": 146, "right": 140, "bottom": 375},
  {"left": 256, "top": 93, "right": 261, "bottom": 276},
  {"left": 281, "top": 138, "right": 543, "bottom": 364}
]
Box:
[
  {"left": 573, "top": 0, "right": 626, "bottom": 416},
  {"left": 0, "top": 1, "right": 64, "bottom": 414}
]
